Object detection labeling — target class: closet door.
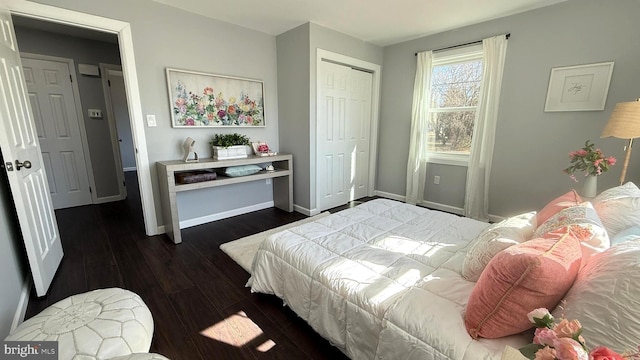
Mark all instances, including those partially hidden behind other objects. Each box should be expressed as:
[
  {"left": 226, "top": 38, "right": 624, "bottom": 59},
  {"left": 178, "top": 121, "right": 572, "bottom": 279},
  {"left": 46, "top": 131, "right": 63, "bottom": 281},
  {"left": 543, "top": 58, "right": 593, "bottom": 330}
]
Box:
[{"left": 317, "top": 60, "right": 372, "bottom": 211}]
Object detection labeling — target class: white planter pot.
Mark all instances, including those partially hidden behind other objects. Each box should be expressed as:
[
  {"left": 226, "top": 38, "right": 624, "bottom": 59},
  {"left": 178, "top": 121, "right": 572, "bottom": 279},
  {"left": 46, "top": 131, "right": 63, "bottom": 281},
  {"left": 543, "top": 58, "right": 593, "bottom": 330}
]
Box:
[{"left": 212, "top": 145, "right": 248, "bottom": 160}]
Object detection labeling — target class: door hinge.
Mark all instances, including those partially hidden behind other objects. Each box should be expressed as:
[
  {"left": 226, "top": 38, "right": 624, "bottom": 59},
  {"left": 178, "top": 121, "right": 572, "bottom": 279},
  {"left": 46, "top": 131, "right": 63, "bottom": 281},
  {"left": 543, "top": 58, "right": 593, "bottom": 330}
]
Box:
[
  {"left": 70, "top": 75, "right": 73, "bottom": 83},
  {"left": 108, "top": 80, "right": 111, "bottom": 86},
  {"left": 123, "top": 181, "right": 126, "bottom": 187},
  {"left": 89, "top": 187, "right": 92, "bottom": 193}
]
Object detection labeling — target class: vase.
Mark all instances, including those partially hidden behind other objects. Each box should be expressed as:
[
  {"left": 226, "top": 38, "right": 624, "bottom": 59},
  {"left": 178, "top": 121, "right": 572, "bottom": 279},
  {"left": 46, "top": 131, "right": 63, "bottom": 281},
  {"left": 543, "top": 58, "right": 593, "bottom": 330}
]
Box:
[{"left": 581, "top": 175, "right": 597, "bottom": 198}]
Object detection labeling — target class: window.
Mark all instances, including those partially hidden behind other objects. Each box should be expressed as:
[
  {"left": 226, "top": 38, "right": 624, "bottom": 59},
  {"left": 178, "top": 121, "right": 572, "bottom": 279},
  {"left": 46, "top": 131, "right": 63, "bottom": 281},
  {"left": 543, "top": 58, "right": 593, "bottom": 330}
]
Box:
[{"left": 426, "top": 45, "right": 483, "bottom": 162}]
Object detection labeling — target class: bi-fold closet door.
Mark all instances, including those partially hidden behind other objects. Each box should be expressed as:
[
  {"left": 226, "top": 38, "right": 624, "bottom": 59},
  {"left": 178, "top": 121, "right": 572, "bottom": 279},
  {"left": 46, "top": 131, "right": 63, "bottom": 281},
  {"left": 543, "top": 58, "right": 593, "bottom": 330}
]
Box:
[{"left": 317, "top": 60, "right": 373, "bottom": 211}]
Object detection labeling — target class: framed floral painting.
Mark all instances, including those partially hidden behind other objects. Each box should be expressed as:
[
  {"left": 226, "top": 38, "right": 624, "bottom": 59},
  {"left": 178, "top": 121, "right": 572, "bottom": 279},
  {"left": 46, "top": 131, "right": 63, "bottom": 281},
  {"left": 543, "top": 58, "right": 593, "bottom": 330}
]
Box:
[{"left": 166, "top": 68, "right": 265, "bottom": 127}]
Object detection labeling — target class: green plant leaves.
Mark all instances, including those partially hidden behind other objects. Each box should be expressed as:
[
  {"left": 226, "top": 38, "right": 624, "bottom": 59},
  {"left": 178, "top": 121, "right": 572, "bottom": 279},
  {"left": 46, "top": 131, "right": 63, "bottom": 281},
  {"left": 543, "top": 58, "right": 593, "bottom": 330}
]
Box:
[{"left": 210, "top": 133, "right": 251, "bottom": 148}]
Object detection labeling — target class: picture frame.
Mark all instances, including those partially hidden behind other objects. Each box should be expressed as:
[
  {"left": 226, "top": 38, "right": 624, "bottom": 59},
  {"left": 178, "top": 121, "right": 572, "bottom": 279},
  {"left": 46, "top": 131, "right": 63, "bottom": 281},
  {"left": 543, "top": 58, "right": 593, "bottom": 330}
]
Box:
[
  {"left": 544, "top": 61, "right": 614, "bottom": 112},
  {"left": 166, "top": 68, "right": 265, "bottom": 127},
  {"left": 251, "top": 141, "right": 276, "bottom": 156}
]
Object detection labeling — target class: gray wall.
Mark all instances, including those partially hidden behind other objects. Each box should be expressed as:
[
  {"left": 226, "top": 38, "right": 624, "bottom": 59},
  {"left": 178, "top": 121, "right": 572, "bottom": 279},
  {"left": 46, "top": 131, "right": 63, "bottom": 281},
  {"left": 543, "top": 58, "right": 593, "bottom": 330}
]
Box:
[
  {"left": 30, "top": 0, "right": 280, "bottom": 225},
  {"left": 277, "top": 22, "right": 383, "bottom": 212},
  {"left": 14, "top": 26, "right": 123, "bottom": 198},
  {"left": 0, "top": 154, "right": 27, "bottom": 339},
  {"left": 379, "top": 0, "right": 640, "bottom": 217},
  {"left": 276, "top": 24, "right": 311, "bottom": 210}
]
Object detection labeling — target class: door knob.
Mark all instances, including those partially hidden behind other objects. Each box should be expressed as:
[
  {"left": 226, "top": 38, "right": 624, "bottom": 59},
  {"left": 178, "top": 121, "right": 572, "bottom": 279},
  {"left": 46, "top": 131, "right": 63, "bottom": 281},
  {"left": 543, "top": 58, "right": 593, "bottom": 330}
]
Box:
[{"left": 16, "top": 160, "right": 32, "bottom": 170}]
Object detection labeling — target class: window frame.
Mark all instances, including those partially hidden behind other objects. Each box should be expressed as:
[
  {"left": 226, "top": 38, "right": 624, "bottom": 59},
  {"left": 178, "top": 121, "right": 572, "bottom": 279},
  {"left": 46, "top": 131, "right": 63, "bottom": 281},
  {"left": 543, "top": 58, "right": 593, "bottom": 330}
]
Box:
[{"left": 426, "top": 44, "right": 484, "bottom": 166}]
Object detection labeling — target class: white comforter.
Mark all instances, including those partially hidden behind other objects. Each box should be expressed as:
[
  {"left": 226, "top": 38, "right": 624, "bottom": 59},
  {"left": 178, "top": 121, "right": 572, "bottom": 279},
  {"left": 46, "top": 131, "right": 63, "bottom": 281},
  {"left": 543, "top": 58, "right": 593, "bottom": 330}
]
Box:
[{"left": 249, "top": 199, "right": 529, "bottom": 359}]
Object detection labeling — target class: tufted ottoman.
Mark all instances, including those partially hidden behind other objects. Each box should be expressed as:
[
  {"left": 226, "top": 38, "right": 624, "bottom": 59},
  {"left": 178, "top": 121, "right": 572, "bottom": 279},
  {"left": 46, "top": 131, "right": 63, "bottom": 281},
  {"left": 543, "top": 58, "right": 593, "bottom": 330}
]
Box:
[{"left": 6, "top": 288, "right": 154, "bottom": 360}]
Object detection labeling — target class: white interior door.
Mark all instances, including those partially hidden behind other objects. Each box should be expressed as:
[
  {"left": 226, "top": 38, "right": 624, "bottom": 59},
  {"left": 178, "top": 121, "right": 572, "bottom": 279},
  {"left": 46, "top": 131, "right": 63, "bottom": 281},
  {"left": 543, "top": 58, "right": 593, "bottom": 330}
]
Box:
[
  {"left": 0, "top": 9, "right": 63, "bottom": 297},
  {"left": 104, "top": 67, "right": 135, "bottom": 177},
  {"left": 317, "top": 60, "right": 372, "bottom": 211},
  {"left": 21, "top": 56, "right": 92, "bottom": 209},
  {"left": 349, "top": 69, "right": 372, "bottom": 200},
  {"left": 318, "top": 61, "right": 349, "bottom": 210}
]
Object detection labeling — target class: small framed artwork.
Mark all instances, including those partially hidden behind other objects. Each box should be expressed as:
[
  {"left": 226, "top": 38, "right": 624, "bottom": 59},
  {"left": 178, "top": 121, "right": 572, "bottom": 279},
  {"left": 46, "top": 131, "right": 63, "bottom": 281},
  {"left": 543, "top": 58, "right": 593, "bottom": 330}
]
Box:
[
  {"left": 544, "top": 61, "right": 614, "bottom": 112},
  {"left": 251, "top": 141, "right": 276, "bottom": 156},
  {"left": 166, "top": 68, "right": 265, "bottom": 127}
]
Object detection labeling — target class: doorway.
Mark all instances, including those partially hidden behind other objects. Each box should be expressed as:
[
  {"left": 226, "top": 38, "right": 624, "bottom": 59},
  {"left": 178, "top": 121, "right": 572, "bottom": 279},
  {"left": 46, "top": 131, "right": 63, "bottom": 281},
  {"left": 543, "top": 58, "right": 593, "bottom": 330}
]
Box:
[{"left": 6, "top": 2, "right": 158, "bottom": 236}]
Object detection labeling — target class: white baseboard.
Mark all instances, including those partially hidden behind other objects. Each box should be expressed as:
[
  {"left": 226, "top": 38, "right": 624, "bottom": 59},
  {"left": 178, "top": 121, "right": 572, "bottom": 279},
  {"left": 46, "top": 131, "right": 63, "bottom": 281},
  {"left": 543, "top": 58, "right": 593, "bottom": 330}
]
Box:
[
  {"left": 94, "top": 194, "right": 126, "bottom": 204},
  {"left": 155, "top": 225, "right": 165, "bottom": 235},
  {"left": 293, "top": 204, "right": 315, "bottom": 216},
  {"left": 11, "top": 276, "right": 31, "bottom": 333},
  {"left": 293, "top": 204, "right": 310, "bottom": 216},
  {"left": 373, "top": 190, "right": 501, "bottom": 221},
  {"left": 373, "top": 190, "right": 405, "bottom": 202},
  {"left": 420, "top": 200, "right": 464, "bottom": 215},
  {"left": 123, "top": 167, "right": 137, "bottom": 172},
  {"left": 179, "top": 201, "right": 274, "bottom": 229}
]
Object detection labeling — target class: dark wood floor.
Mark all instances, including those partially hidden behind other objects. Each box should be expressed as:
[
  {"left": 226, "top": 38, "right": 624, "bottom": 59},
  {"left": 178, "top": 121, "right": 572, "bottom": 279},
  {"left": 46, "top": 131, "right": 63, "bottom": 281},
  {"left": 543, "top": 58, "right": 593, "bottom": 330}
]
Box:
[{"left": 25, "top": 172, "right": 370, "bottom": 360}]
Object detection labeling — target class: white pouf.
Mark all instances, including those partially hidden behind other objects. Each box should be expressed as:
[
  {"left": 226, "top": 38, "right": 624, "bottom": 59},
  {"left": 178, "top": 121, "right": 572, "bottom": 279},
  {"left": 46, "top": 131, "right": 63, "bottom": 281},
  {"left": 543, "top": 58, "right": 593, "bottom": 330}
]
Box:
[{"left": 6, "top": 288, "right": 154, "bottom": 360}]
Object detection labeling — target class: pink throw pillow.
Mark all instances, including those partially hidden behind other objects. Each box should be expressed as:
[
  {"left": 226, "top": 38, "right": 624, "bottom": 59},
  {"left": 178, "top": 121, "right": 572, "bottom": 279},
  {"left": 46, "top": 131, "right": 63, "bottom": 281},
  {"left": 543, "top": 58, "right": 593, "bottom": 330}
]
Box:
[
  {"left": 536, "top": 190, "right": 582, "bottom": 225},
  {"left": 464, "top": 231, "right": 582, "bottom": 339}
]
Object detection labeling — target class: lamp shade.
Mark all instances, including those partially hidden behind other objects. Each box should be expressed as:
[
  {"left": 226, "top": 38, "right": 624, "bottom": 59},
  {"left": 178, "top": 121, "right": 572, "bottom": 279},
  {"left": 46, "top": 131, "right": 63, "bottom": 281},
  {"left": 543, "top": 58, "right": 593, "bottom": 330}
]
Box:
[{"left": 601, "top": 99, "right": 640, "bottom": 139}]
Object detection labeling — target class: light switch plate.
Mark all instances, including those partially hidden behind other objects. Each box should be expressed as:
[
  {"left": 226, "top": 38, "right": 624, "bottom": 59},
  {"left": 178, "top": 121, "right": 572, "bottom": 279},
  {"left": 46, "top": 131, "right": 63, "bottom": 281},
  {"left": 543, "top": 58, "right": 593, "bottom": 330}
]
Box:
[{"left": 146, "top": 115, "right": 157, "bottom": 127}]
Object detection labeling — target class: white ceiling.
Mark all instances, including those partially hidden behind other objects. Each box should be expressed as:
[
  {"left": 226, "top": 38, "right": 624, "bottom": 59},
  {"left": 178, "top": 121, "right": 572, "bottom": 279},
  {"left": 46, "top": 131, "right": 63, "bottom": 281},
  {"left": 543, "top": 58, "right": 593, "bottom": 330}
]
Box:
[{"left": 151, "top": 0, "right": 567, "bottom": 46}]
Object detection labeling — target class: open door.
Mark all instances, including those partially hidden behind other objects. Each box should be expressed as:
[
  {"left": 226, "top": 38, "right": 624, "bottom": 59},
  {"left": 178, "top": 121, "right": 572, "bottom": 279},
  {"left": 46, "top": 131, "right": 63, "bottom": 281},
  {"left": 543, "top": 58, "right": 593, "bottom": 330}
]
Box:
[{"left": 0, "top": 9, "right": 63, "bottom": 296}]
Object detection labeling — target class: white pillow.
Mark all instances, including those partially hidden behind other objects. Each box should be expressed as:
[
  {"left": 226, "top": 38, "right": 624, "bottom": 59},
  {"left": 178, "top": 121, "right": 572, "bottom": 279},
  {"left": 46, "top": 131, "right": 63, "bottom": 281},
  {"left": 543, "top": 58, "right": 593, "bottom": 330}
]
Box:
[
  {"left": 533, "top": 202, "right": 609, "bottom": 263},
  {"left": 611, "top": 226, "right": 640, "bottom": 245},
  {"left": 592, "top": 182, "right": 640, "bottom": 238},
  {"left": 554, "top": 239, "right": 640, "bottom": 354},
  {"left": 461, "top": 211, "right": 536, "bottom": 282}
]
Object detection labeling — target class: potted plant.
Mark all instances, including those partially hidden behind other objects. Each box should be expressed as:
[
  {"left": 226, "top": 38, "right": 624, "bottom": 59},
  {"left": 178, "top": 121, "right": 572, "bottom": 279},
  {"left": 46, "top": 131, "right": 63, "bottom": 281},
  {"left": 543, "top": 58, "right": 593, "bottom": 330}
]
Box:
[{"left": 210, "top": 133, "right": 251, "bottom": 160}]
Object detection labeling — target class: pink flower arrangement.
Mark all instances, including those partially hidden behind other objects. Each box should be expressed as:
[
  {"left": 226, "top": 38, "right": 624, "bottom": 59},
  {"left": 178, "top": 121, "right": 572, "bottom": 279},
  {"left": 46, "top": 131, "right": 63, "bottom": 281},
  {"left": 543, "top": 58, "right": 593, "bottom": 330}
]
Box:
[
  {"left": 563, "top": 141, "right": 616, "bottom": 182},
  {"left": 520, "top": 308, "right": 640, "bottom": 360}
]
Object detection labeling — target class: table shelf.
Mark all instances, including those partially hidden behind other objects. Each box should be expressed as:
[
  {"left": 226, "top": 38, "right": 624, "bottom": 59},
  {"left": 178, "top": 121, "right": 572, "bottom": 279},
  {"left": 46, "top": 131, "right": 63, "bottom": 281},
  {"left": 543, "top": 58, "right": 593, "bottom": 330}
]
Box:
[{"left": 157, "top": 154, "right": 293, "bottom": 243}]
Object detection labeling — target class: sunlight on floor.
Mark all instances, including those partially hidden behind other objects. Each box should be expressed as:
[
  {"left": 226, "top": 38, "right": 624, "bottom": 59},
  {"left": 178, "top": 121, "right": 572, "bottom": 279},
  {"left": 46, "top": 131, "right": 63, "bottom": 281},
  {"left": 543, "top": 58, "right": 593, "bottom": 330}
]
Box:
[
  {"left": 199, "top": 310, "right": 276, "bottom": 351},
  {"left": 256, "top": 339, "right": 276, "bottom": 352}
]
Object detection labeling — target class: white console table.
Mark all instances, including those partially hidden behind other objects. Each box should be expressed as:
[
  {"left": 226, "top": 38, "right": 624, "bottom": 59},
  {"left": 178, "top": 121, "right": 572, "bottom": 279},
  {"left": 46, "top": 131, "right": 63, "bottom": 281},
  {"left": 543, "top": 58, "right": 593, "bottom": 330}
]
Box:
[{"left": 157, "top": 154, "right": 293, "bottom": 244}]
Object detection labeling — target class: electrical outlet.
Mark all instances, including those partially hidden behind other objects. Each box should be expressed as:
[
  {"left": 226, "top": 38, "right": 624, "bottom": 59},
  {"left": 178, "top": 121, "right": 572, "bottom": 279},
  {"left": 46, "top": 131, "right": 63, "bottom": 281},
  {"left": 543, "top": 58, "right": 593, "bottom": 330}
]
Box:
[
  {"left": 434, "top": 175, "right": 440, "bottom": 185},
  {"left": 266, "top": 178, "right": 271, "bottom": 185}
]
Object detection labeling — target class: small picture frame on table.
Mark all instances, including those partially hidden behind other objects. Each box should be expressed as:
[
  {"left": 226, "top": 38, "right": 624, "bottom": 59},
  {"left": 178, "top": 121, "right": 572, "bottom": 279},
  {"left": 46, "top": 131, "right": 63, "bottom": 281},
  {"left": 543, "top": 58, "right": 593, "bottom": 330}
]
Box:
[{"left": 252, "top": 142, "right": 276, "bottom": 156}]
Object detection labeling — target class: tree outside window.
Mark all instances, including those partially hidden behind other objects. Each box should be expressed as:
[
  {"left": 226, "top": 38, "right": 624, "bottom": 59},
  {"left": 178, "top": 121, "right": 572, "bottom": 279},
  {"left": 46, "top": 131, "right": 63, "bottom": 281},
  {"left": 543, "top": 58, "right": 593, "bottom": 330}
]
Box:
[{"left": 427, "top": 55, "right": 483, "bottom": 156}]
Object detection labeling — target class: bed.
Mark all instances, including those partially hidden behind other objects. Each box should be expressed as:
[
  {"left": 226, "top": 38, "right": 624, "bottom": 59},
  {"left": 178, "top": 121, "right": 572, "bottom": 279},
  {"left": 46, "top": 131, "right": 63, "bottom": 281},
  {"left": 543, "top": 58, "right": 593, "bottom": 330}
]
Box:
[
  {"left": 248, "top": 199, "right": 529, "bottom": 359},
  {"left": 248, "top": 189, "right": 640, "bottom": 359}
]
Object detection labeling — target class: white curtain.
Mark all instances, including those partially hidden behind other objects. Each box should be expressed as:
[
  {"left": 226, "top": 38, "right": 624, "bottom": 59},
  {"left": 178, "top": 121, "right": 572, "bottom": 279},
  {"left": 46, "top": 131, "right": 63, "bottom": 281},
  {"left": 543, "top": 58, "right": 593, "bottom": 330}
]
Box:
[
  {"left": 464, "top": 35, "right": 509, "bottom": 220},
  {"left": 406, "top": 51, "right": 433, "bottom": 205}
]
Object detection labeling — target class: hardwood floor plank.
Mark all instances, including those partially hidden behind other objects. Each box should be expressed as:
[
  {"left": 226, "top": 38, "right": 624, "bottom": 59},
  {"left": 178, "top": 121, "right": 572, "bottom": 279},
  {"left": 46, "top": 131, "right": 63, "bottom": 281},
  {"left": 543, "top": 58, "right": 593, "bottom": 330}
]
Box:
[
  {"left": 162, "top": 240, "right": 248, "bottom": 311},
  {"left": 136, "top": 236, "right": 194, "bottom": 294},
  {"left": 168, "top": 287, "right": 257, "bottom": 360},
  {"left": 219, "top": 298, "right": 311, "bottom": 360},
  {"left": 145, "top": 293, "right": 203, "bottom": 360}
]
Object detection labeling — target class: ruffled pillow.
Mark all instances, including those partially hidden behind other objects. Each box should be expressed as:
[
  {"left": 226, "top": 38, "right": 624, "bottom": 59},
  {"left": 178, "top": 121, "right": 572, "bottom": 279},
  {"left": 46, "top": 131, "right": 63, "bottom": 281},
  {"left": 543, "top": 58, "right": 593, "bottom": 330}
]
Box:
[
  {"left": 533, "top": 202, "right": 609, "bottom": 264},
  {"left": 592, "top": 182, "right": 640, "bottom": 238},
  {"left": 462, "top": 212, "right": 537, "bottom": 282}
]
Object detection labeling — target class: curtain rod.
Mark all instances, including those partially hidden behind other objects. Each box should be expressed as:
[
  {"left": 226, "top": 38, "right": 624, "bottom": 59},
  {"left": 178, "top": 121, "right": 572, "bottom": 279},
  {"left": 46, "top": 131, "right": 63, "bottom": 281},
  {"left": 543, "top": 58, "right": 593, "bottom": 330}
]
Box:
[{"left": 414, "top": 33, "right": 510, "bottom": 56}]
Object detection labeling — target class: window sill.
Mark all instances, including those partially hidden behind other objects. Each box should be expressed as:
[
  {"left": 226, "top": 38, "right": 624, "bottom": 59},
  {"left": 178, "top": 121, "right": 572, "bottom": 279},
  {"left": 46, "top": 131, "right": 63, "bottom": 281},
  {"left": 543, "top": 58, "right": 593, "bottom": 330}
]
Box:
[{"left": 426, "top": 156, "right": 469, "bottom": 167}]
